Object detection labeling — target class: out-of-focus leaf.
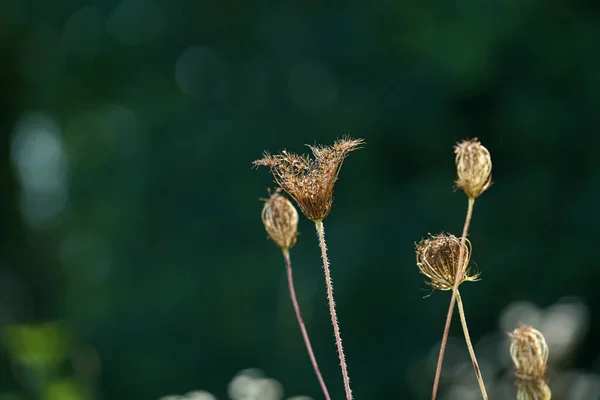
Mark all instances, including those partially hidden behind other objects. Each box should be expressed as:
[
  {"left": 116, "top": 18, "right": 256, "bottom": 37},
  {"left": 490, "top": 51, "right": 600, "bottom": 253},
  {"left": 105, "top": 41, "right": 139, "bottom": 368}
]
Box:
[{"left": 4, "top": 322, "right": 69, "bottom": 370}]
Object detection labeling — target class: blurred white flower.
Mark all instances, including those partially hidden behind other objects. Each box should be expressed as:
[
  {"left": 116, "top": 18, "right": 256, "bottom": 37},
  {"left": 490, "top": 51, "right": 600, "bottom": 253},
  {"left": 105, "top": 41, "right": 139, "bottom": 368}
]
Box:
[{"left": 228, "top": 369, "right": 283, "bottom": 400}]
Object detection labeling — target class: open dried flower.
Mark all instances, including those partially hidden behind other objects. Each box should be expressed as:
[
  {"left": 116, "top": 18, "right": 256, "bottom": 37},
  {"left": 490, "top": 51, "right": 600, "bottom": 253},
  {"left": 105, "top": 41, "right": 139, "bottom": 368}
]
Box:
[
  {"left": 454, "top": 138, "right": 492, "bottom": 199},
  {"left": 261, "top": 190, "right": 298, "bottom": 250},
  {"left": 509, "top": 325, "right": 551, "bottom": 400},
  {"left": 415, "top": 233, "right": 479, "bottom": 291},
  {"left": 254, "top": 137, "right": 364, "bottom": 222}
]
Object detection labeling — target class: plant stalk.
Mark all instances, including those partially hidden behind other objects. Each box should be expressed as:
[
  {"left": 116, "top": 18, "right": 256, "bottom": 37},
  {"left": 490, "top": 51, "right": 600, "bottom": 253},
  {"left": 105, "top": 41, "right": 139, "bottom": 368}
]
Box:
[
  {"left": 282, "top": 249, "right": 331, "bottom": 400},
  {"left": 456, "top": 290, "right": 488, "bottom": 399},
  {"left": 315, "top": 220, "right": 353, "bottom": 400},
  {"left": 431, "top": 197, "right": 475, "bottom": 399}
]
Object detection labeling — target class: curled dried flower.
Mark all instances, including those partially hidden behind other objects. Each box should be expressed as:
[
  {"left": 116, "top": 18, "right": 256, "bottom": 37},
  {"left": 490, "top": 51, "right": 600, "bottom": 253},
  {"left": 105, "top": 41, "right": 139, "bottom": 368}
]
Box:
[
  {"left": 261, "top": 190, "right": 299, "bottom": 250},
  {"left": 415, "top": 233, "right": 479, "bottom": 291},
  {"left": 509, "top": 325, "right": 551, "bottom": 400},
  {"left": 254, "top": 137, "right": 364, "bottom": 222},
  {"left": 454, "top": 138, "right": 492, "bottom": 199}
]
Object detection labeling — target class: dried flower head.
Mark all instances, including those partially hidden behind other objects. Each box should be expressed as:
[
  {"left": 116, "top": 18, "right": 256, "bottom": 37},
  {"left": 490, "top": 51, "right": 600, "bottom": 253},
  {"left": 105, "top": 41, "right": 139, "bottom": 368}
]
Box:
[
  {"left": 509, "top": 324, "right": 551, "bottom": 400},
  {"left": 253, "top": 137, "right": 364, "bottom": 222},
  {"left": 415, "top": 233, "right": 479, "bottom": 291},
  {"left": 454, "top": 138, "right": 492, "bottom": 199},
  {"left": 261, "top": 190, "right": 299, "bottom": 250}
]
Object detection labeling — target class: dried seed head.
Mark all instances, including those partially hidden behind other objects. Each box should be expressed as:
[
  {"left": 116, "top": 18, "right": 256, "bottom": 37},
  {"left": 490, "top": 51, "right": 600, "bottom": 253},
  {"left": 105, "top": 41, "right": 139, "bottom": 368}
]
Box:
[
  {"left": 515, "top": 379, "right": 552, "bottom": 400},
  {"left": 510, "top": 325, "right": 549, "bottom": 379},
  {"left": 415, "top": 233, "right": 479, "bottom": 291},
  {"left": 261, "top": 190, "right": 299, "bottom": 250},
  {"left": 254, "top": 137, "right": 364, "bottom": 221},
  {"left": 454, "top": 138, "right": 492, "bottom": 199},
  {"left": 509, "top": 325, "right": 551, "bottom": 400}
]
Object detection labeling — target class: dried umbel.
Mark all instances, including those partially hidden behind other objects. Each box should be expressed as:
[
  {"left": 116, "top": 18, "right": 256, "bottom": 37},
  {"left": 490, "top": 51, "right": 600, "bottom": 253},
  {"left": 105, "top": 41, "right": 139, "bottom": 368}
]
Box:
[
  {"left": 253, "top": 137, "right": 364, "bottom": 222},
  {"left": 454, "top": 138, "right": 492, "bottom": 199},
  {"left": 415, "top": 233, "right": 479, "bottom": 291},
  {"left": 509, "top": 325, "right": 551, "bottom": 400},
  {"left": 261, "top": 190, "right": 299, "bottom": 250}
]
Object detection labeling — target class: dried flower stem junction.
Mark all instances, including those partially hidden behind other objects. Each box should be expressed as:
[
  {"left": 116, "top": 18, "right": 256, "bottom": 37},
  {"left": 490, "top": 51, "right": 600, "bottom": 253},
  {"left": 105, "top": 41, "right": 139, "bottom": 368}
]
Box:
[
  {"left": 429, "top": 138, "right": 492, "bottom": 400},
  {"left": 430, "top": 198, "right": 488, "bottom": 400},
  {"left": 416, "top": 228, "right": 487, "bottom": 399}
]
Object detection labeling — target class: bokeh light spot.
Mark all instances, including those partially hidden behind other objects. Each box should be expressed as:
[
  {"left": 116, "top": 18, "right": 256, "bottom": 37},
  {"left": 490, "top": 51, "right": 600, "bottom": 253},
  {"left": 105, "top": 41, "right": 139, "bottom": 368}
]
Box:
[
  {"left": 228, "top": 369, "right": 283, "bottom": 400},
  {"left": 184, "top": 391, "right": 217, "bottom": 400},
  {"left": 11, "top": 112, "right": 68, "bottom": 228},
  {"left": 499, "top": 301, "right": 542, "bottom": 333},
  {"left": 541, "top": 299, "right": 589, "bottom": 361}
]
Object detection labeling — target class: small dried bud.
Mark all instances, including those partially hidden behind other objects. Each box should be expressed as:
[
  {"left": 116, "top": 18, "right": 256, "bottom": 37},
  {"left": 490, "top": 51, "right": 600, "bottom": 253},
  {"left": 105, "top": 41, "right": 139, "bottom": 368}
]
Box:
[
  {"left": 415, "top": 233, "right": 479, "bottom": 291},
  {"left": 261, "top": 190, "right": 299, "bottom": 250},
  {"left": 509, "top": 325, "right": 551, "bottom": 400},
  {"left": 454, "top": 138, "right": 492, "bottom": 199}
]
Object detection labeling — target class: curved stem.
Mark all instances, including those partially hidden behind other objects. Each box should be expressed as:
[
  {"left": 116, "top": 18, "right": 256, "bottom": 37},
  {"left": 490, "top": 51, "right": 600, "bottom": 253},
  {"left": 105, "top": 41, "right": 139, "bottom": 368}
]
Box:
[
  {"left": 456, "top": 291, "right": 488, "bottom": 399},
  {"left": 431, "top": 197, "right": 475, "bottom": 400},
  {"left": 315, "top": 220, "right": 353, "bottom": 400},
  {"left": 282, "top": 249, "right": 332, "bottom": 400}
]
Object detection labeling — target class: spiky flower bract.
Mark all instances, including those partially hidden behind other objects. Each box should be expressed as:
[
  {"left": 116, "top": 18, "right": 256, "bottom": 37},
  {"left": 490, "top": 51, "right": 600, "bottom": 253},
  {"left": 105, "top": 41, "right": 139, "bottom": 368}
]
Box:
[
  {"left": 454, "top": 138, "right": 492, "bottom": 199},
  {"left": 261, "top": 190, "right": 299, "bottom": 251},
  {"left": 510, "top": 324, "right": 551, "bottom": 400},
  {"left": 253, "top": 137, "right": 364, "bottom": 222},
  {"left": 415, "top": 233, "right": 479, "bottom": 291}
]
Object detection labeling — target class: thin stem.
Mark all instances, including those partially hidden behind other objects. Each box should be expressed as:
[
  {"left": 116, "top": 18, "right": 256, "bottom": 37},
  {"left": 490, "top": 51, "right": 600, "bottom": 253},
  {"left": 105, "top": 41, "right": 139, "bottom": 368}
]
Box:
[
  {"left": 282, "top": 249, "right": 332, "bottom": 400},
  {"left": 456, "top": 291, "right": 488, "bottom": 399},
  {"left": 315, "top": 220, "right": 353, "bottom": 400},
  {"left": 431, "top": 197, "right": 475, "bottom": 400}
]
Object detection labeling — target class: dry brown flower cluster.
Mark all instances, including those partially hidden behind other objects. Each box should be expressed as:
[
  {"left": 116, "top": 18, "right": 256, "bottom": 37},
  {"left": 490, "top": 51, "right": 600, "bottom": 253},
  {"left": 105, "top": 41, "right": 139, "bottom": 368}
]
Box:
[
  {"left": 454, "top": 138, "right": 492, "bottom": 199},
  {"left": 253, "top": 137, "right": 364, "bottom": 222},
  {"left": 255, "top": 136, "right": 558, "bottom": 400},
  {"left": 261, "top": 189, "right": 299, "bottom": 251},
  {"left": 255, "top": 137, "right": 364, "bottom": 400},
  {"left": 510, "top": 325, "right": 551, "bottom": 400},
  {"left": 415, "top": 233, "right": 479, "bottom": 291}
]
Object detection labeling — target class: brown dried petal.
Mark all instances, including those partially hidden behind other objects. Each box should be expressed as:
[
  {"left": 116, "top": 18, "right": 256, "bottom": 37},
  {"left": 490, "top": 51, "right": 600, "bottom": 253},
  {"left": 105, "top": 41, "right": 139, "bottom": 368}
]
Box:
[{"left": 254, "top": 137, "right": 364, "bottom": 221}]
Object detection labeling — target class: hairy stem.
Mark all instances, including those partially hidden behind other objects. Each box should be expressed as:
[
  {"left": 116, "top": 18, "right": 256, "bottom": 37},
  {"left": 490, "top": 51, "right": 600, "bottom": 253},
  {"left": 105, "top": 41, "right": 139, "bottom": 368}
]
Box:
[
  {"left": 282, "top": 249, "right": 332, "bottom": 400},
  {"left": 315, "top": 220, "right": 353, "bottom": 400},
  {"left": 431, "top": 197, "right": 475, "bottom": 400},
  {"left": 456, "top": 290, "right": 488, "bottom": 399}
]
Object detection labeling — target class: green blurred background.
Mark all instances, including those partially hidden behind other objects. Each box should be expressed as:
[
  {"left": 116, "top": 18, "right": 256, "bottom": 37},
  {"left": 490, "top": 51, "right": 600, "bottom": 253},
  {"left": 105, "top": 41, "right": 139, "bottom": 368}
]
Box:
[{"left": 1, "top": 0, "right": 600, "bottom": 399}]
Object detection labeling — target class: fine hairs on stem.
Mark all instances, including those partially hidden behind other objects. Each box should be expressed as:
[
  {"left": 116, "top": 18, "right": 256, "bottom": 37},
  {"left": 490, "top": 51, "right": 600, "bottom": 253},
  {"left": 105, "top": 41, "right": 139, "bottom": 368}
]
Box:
[
  {"left": 316, "top": 220, "right": 352, "bottom": 400},
  {"left": 283, "top": 249, "right": 332, "bottom": 400},
  {"left": 260, "top": 191, "right": 331, "bottom": 400},
  {"left": 255, "top": 137, "right": 363, "bottom": 400}
]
